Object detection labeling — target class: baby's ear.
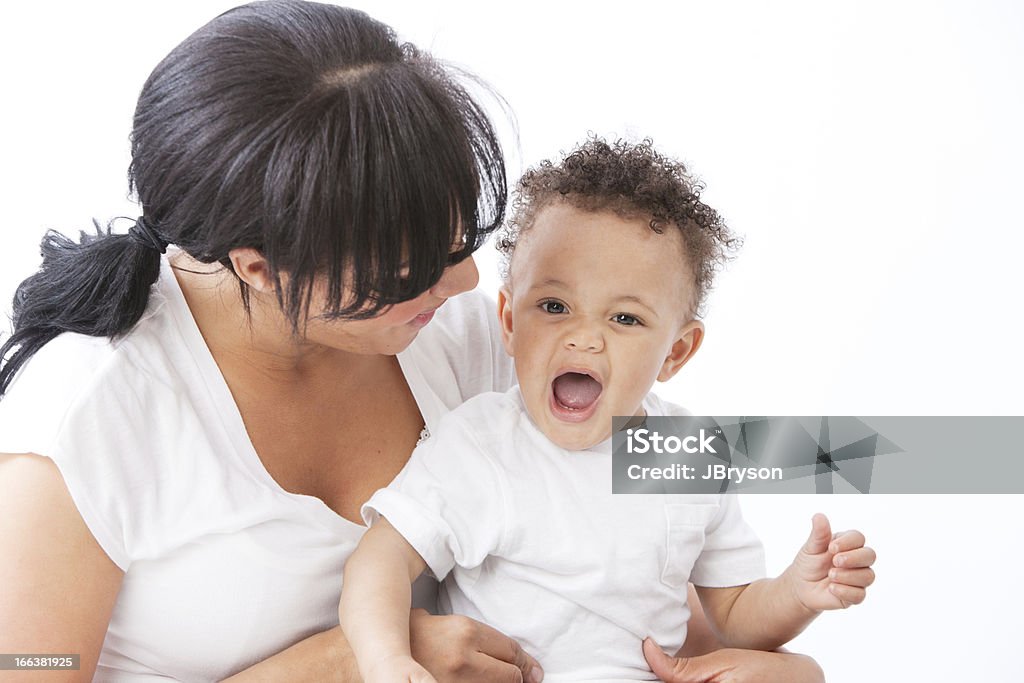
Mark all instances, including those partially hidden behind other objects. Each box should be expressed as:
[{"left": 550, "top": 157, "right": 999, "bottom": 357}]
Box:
[
  {"left": 658, "top": 320, "right": 704, "bottom": 382},
  {"left": 497, "top": 287, "right": 515, "bottom": 356}
]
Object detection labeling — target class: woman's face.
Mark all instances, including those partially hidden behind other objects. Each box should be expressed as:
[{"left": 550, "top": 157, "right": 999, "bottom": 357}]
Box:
[{"left": 300, "top": 255, "right": 480, "bottom": 355}]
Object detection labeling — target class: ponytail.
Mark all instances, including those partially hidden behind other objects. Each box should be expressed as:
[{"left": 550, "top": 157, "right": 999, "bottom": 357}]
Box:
[
  {"left": 3, "top": 1, "right": 510, "bottom": 396},
  {"left": 0, "top": 221, "right": 164, "bottom": 398}
]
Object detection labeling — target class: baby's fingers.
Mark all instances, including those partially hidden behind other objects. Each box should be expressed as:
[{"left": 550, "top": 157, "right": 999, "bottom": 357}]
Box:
[
  {"left": 828, "top": 582, "right": 867, "bottom": 608},
  {"left": 828, "top": 567, "right": 876, "bottom": 588},
  {"left": 833, "top": 546, "right": 877, "bottom": 569},
  {"left": 829, "top": 529, "right": 866, "bottom": 553}
]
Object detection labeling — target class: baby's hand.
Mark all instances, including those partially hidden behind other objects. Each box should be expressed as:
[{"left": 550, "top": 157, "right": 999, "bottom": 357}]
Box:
[
  {"left": 364, "top": 654, "right": 438, "bottom": 683},
  {"left": 786, "top": 513, "right": 876, "bottom": 612}
]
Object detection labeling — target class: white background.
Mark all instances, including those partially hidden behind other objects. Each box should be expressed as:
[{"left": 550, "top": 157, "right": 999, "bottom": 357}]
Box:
[{"left": 2, "top": 1, "right": 1022, "bottom": 680}]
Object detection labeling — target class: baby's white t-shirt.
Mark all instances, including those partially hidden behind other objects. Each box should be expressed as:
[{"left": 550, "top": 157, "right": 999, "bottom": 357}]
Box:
[
  {"left": 0, "top": 256, "right": 514, "bottom": 681},
  {"left": 364, "top": 387, "right": 766, "bottom": 683}
]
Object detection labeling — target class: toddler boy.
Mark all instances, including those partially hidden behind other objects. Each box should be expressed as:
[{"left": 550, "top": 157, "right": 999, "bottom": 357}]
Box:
[{"left": 339, "top": 138, "right": 875, "bottom": 682}]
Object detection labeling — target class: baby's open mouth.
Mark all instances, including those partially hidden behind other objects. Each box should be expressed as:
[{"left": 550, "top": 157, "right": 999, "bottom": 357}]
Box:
[{"left": 552, "top": 371, "right": 603, "bottom": 411}]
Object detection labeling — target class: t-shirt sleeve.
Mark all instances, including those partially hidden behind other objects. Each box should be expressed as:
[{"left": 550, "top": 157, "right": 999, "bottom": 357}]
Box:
[
  {"left": 0, "top": 334, "right": 134, "bottom": 570},
  {"left": 689, "top": 495, "right": 766, "bottom": 587},
  {"left": 362, "top": 412, "right": 507, "bottom": 580}
]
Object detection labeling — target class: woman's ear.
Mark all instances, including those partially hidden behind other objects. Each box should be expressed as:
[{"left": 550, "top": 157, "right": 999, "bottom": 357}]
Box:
[
  {"left": 227, "top": 248, "right": 274, "bottom": 293},
  {"left": 497, "top": 287, "right": 515, "bottom": 357},
  {"left": 658, "top": 320, "right": 705, "bottom": 382}
]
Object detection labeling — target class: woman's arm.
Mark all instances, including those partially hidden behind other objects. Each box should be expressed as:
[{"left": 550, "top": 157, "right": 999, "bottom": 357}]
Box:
[
  {"left": 224, "top": 612, "right": 545, "bottom": 683},
  {"left": 0, "top": 453, "right": 124, "bottom": 682},
  {"left": 221, "top": 627, "right": 360, "bottom": 682},
  {"left": 0, "top": 453, "right": 363, "bottom": 683}
]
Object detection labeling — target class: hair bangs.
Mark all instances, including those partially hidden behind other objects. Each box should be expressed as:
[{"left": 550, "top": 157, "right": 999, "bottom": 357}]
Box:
[{"left": 262, "top": 55, "right": 506, "bottom": 325}]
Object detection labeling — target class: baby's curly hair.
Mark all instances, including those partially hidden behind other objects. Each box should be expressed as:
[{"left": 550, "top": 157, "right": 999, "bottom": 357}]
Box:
[{"left": 497, "top": 136, "right": 740, "bottom": 316}]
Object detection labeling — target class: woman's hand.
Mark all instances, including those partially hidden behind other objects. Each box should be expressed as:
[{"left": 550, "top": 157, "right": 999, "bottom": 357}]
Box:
[
  {"left": 410, "top": 609, "right": 543, "bottom": 683},
  {"left": 226, "top": 609, "right": 543, "bottom": 682},
  {"left": 364, "top": 653, "right": 438, "bottom": 683},
  {"left": 643, "top": 639, "right": 824, "bottom": 683}
]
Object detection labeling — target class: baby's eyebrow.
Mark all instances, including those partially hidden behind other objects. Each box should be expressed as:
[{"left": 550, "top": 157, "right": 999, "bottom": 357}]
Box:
[{"left": 614, "top": 295, "right": 660, "bottom": 318}]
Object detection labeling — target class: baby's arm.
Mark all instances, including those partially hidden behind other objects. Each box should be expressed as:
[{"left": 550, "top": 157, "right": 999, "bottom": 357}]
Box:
[
  {"left": 695, "top": 514, "right": 876, "bottom": 651},
  {"left": 339, "top": 517, "right": 434, "bottom": 683}
]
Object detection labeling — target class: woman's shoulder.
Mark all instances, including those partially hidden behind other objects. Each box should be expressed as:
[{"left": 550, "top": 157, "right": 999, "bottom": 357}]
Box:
[
  {"left": 0, "top": 270, "right": 200, "bottom": 461},
  {"left": 424, "top": 288, "right": 500, "bottom": 342},
  {"left": 0, "top": 271, "right": 193, "bottom": 449},
  {"left": 402, "top": 288, "right": 515, "bottom": 405},
  {"left": 0, "top": 331, "right": 125, "bottom": 452},
  {"left": 0, "top": 269, "right": 269, "bottom": 570}
]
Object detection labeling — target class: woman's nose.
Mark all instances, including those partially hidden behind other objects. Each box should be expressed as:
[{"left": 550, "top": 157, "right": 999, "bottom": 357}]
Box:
[{"left": 430, "top": 255, "right": 479, "bottom": 298}]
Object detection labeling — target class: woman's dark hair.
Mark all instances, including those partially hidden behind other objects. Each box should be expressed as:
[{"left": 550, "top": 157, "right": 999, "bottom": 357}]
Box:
[{"left": 0, "top": 0, "right": 506, "bottom": 397}]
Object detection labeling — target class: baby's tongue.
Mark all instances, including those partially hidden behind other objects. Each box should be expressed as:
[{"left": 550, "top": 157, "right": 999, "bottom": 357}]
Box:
[{"left": 552, "top": 372, "right": 602, "bottom": 410}]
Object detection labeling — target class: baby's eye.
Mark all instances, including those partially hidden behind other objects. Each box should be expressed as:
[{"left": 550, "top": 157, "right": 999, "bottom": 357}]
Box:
[
  {"left": 613, "top": 313, "right": 641, "bottom": 326},
  {"left": 540, "top": 301, "right": 567, "bottom": 314}
]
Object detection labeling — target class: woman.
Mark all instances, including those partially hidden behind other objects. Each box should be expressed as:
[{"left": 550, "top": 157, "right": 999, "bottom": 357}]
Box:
[{"left": 0, "top": 1, "right": 822, "bottom": 680}]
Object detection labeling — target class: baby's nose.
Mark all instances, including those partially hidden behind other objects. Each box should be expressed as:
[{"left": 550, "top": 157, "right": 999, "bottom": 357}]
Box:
[{"left": 564, "top": 323, "right": 604, "bottom": 352}]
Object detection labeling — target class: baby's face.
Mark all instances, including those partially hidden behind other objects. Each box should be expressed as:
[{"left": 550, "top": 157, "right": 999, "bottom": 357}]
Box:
[{"left": 499, "top": 203, "right": 703, "bottom": 451}]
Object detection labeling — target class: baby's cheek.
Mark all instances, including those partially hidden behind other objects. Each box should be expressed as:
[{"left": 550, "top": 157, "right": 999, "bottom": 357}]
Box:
[{"left": 623, "top": 371, "right": 658, "bottom": 408}]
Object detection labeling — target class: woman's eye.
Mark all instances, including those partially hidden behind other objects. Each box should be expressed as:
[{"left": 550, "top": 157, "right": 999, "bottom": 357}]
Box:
[
  {"left": 540, "top": 301, "right": 566, "bottom": 314},
  {"left": 447, "top": 231, "right": 469, "bottom": 256},
  {"left": 613, "top": 313, "right": 640, "bottom": 326}
]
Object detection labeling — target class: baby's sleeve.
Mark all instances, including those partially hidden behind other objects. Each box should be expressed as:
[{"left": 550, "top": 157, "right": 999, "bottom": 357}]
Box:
[
  {"left": 362, "top": 413, "right": 507, "bottom": 581},
  {"left": 688, "top": 496, "right": 767, "bottom": 588}
]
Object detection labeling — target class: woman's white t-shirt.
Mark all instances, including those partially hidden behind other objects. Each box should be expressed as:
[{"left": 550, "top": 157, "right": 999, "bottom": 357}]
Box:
[{"left": 0, "top": 257, "right": 514, "bottom": 681}]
